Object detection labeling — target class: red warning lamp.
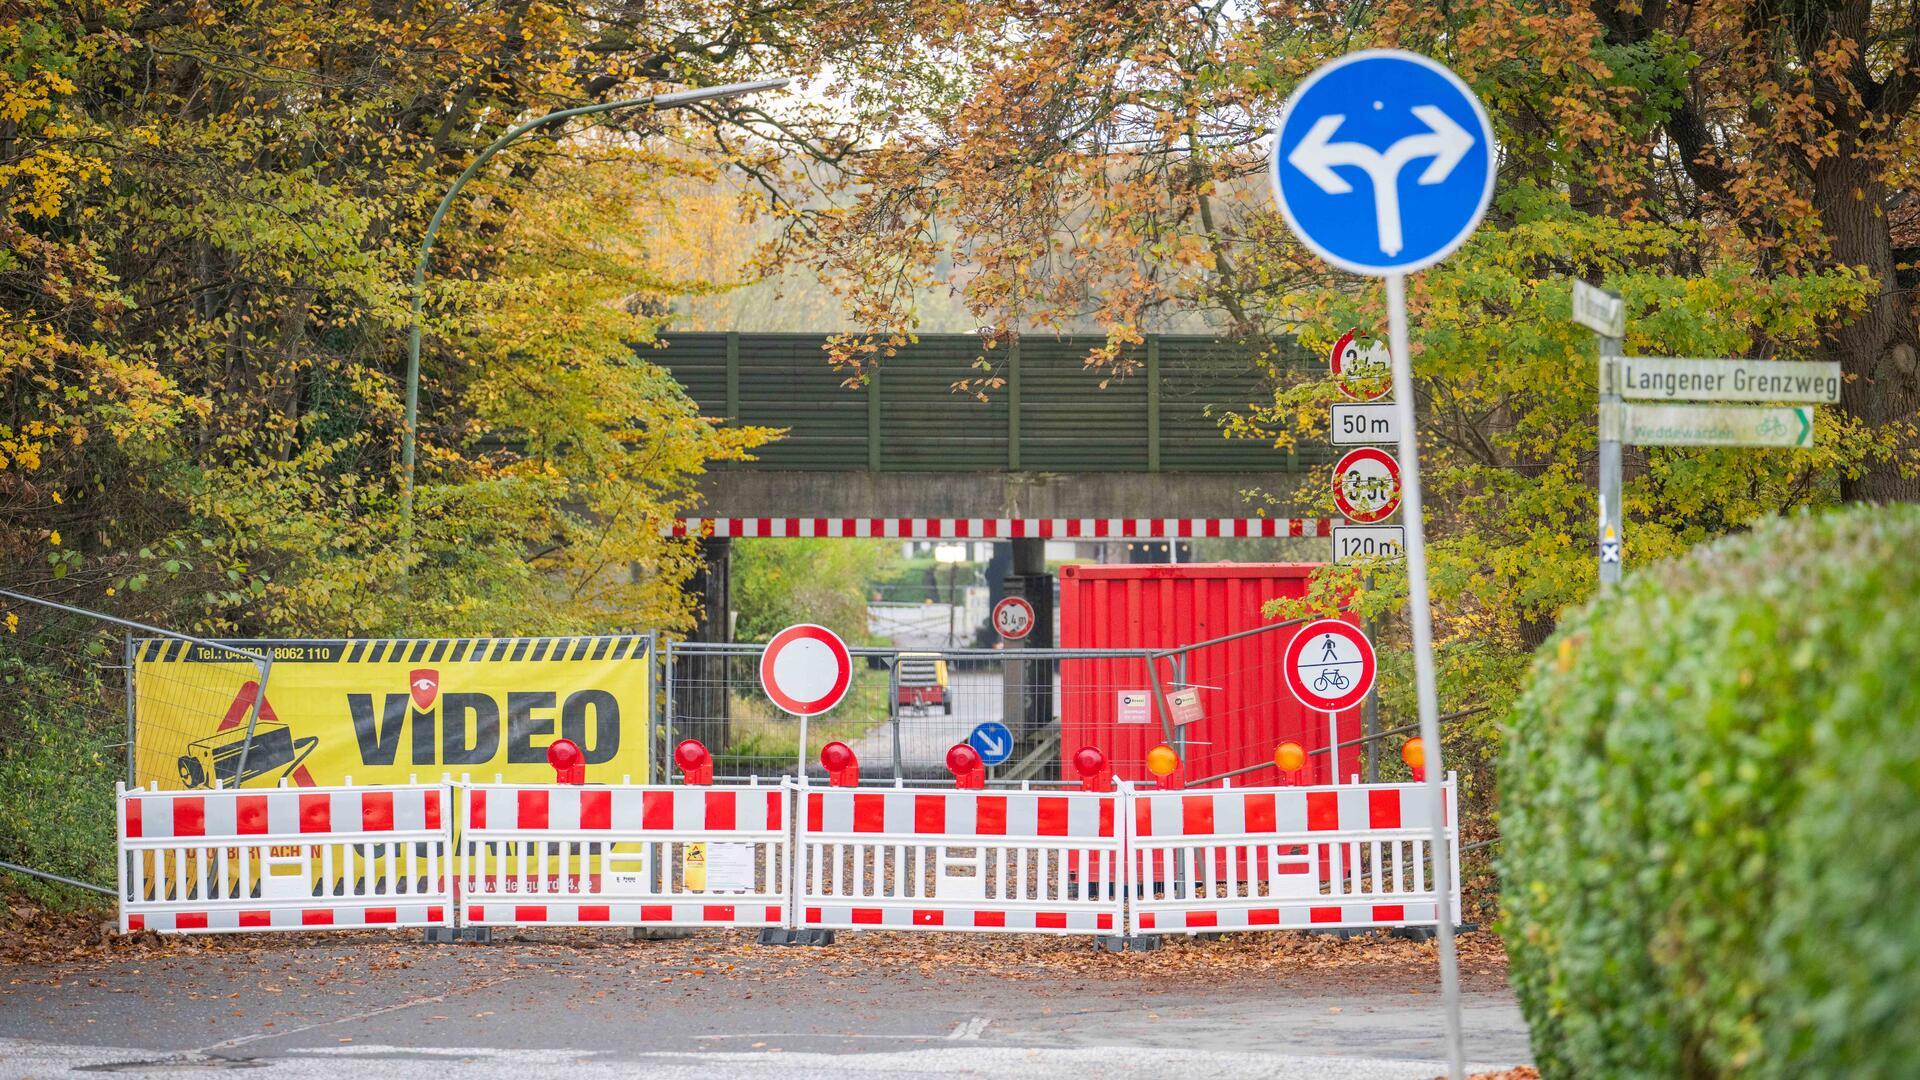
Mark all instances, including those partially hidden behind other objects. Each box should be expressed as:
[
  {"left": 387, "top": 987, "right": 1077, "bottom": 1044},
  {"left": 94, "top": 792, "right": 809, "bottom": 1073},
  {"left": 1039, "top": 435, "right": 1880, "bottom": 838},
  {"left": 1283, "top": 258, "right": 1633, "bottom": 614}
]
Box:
[
  {"left": 946, "top": 743, "right": 986, "bottom": 789},
  {"left": 675, "top": 739, "right": 714, "bottom": 786},
  {"left": 1402, "top": 737, "right": 1426, "bottom": 782},
  {"left": 820, "top": 741, "right": 860, "bottom": 787},
  {"left": 546, "top": 738, "right": 585, "bottom": 785},
  {"left": 1071, "top": 746, "right": 1112, "bottom": 792}
]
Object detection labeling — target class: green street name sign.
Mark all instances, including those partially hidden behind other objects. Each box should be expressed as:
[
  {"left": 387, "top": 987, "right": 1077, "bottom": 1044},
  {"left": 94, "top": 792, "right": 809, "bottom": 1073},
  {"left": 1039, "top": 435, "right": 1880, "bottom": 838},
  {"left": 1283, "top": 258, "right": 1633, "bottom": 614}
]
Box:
[
  {"left": 1609, "top": 357, "right": 1841, "bottom": 404},
  {"left": 1602, "top": 402, "right": 1814, "bottom": 448}
]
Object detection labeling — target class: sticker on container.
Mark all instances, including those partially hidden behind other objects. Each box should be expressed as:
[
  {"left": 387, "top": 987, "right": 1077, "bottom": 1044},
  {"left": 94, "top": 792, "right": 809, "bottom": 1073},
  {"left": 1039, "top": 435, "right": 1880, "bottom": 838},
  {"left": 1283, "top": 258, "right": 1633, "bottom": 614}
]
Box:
[{"left": 1168, "top": 688, "right": 1205, "bottom": 727}]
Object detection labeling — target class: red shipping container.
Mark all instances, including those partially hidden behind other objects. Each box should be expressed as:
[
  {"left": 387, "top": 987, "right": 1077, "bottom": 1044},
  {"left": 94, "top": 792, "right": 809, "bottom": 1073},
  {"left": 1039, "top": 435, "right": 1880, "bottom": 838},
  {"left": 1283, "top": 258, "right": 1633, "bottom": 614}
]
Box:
[{"left": 1056, "top": 563, "right": 1363, "bottom": 788}]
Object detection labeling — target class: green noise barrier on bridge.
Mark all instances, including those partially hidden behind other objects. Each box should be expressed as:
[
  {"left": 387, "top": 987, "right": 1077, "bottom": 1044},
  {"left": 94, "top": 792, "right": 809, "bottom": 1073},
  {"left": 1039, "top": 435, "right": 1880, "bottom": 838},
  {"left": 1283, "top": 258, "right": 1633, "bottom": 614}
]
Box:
[{"left": 648, "top": 333, "right": 1331, "bottom": 474}]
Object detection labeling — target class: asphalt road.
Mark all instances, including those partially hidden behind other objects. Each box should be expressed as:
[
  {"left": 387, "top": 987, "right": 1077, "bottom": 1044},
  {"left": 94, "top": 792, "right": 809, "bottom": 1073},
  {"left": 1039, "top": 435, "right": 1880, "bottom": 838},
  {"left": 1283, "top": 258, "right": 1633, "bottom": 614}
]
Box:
[
  {"left": 849, "top": 669, "right": 1060, "bottom": 776},
  {"left": 0, "top": 929, "right": 1530, "bottom": 1078}
]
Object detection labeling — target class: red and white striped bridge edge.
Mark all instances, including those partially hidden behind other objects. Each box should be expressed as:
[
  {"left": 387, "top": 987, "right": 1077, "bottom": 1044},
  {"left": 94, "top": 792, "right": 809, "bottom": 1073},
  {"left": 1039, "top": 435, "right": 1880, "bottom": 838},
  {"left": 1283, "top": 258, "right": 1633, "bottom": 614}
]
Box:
[
  {"left": 457, "top": 783, "right": 789, "bottom": 929},
  {"left": 669, "top": 517, "right": 1332, "bottom": 540},
  {"left": 1125, "top": 779, "right": 1460, "bottom": 934},
  {"left": 796, "top": 788, "right": 1123, "bottom": 934},
  {"left": 116, "top": 784, "right": 453, "bottom": 933}
]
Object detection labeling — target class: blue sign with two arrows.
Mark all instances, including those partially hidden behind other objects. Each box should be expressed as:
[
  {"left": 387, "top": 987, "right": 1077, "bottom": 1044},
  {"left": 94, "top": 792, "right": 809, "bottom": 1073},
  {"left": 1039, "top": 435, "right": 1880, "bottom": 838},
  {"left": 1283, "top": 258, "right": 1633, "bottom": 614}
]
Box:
[{"left": 1271, "top": 50, "right": 1497, "bottom": 277}]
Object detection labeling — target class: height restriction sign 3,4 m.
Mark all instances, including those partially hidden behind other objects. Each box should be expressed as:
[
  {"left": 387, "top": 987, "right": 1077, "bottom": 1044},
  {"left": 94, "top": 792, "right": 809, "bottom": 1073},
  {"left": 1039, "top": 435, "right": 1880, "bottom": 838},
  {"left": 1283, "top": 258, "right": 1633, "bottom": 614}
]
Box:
[{"left": 1330, "top": 329, "right": 1393, "bottom": 401}]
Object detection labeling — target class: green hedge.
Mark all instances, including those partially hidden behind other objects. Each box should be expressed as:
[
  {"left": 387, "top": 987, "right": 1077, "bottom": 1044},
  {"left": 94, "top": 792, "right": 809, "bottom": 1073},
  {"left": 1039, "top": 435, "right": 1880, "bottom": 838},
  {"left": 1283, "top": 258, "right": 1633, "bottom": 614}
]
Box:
[
  {"left": 1500, "top": 505, "right": 1920, "bottom": 1078},
  {"left": 0, "top": 655, "right": 122, "bottom": 906}
]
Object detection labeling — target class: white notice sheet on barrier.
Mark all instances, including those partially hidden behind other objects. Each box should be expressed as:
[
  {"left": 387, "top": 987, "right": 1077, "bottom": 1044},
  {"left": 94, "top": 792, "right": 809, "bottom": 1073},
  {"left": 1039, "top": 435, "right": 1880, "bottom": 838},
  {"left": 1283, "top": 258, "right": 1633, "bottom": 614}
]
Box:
[{"left": 706, "top": 843, "right": 757, "bottom": 893}]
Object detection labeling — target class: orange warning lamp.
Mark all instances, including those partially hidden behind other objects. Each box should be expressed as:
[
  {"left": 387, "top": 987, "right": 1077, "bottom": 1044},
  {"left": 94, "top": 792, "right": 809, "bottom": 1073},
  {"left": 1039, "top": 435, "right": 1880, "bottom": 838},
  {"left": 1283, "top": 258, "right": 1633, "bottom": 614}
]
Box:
[
  {"left": 1402, "top": 737, "right": 1426, "bottom": 781},
  {"left": 1145, "top": 744, "right": 1179, "bottom": 776},
  {"left": 1274, "top": 741, "right": 1307, "bottom": 775},
  {"left": 547, "top": 738, "right": 585, "bottom": 785},
  {"left": 675, "top": 739, "right": 714, "bottom": 786},
  {"left": 1145, "top": 744, "right": 1182, "bottom": 789}
]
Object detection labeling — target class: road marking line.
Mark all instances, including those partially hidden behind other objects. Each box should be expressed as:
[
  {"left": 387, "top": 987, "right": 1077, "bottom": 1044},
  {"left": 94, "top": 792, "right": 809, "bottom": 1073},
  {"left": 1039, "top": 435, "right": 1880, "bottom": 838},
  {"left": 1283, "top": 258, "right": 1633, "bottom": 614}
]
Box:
[
  {"left": 192, "top": 973, "right": 533, "bottom": 1054},
  {"left": 947, "top": 1017, "right": 991, "bottom": 1040}
]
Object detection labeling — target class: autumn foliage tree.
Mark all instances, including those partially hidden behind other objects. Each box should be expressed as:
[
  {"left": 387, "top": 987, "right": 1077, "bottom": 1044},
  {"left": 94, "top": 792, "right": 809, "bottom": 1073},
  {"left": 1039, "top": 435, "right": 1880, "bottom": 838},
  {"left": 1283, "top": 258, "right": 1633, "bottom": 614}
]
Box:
[
  {"left": 741, "top": 0, "right": 1915, "bottom": 641},
  {"left": 0, "top": 1, "right": 881, "bottom": 635}
]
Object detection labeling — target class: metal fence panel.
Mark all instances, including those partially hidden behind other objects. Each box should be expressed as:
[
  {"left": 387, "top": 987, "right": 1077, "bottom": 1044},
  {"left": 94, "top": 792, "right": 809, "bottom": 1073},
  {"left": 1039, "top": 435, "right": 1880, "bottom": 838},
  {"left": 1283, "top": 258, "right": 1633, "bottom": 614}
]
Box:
[{"left": 664, "top": 640, "right": 1166, "bottom": 785}]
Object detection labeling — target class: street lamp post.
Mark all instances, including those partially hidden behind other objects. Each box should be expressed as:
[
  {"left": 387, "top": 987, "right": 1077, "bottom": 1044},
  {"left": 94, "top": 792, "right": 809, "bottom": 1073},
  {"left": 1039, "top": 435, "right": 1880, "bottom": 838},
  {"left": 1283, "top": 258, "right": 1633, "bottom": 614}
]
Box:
[{"left": 399, "top": 77, "right": 793, "bottom": 553}]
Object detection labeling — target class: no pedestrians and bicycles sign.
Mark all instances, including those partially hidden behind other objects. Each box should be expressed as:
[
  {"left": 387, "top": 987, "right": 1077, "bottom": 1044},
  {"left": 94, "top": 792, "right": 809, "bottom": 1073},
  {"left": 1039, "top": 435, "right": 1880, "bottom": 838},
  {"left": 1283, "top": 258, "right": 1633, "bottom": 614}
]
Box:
[{"left": 1283, "top": 619, "right": 1377, "bottom": 714}]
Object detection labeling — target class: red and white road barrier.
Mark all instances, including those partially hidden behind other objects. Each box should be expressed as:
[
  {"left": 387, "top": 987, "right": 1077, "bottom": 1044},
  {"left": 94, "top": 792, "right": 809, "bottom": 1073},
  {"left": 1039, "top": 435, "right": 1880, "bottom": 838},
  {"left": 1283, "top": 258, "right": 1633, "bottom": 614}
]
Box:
[
  {"left": 456, "top": 782, "right": 789, "bottom": 928},
  {"left": 115, "top": 777, "right": 1456, "bottom": 939},
  {"left": 116, "top": 783, "right": 453, "bottom": 933},
  {"left": 1124, "top": 777, "right": 1460, "bottom": 933},
  {"left": 794, "top": 787, "right": 1123, "bottom": 933},
  {"left": 671, "top": 517, "right": 1332, "bottom": 540}
]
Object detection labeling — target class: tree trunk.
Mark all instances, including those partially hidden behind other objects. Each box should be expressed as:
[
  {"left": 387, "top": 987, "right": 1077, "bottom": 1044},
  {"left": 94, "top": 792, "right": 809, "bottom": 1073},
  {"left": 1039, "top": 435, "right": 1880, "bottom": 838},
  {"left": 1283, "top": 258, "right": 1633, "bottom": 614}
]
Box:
[{"left": 1811, "top": 156, "right": 1920, "bottom": 503}]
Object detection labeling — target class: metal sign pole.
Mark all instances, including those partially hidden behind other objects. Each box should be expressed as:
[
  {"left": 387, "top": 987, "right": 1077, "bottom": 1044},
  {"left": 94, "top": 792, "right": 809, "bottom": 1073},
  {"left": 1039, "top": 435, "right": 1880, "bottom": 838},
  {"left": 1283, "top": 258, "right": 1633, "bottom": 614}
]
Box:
[
  {"left": 1384, "top": 272, "right": 1466, "bottom": 1074},
  {"left": 1325, "top": 711, "right": 1340, "bottom": 784},
  {"left": 1598, "top": 329, "right": 1624, "bottom": 588}
]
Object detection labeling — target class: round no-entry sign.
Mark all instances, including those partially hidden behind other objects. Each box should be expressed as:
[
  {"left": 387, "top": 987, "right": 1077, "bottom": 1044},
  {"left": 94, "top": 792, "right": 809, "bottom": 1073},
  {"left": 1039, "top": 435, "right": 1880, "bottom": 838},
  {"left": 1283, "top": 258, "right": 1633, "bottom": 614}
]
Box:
[
  {"left": 1332, "top": 446, "right": 1403, "bottom": 523},
  {"left": 1329, "top": 329, "right": 1393, "bottom": 401},
  {"left": 1284, "top": 618, "right": 1376, "bottom": 713},
  {"left": 992, "top": 595, "right": 1036, "bottom": 640},
  {"left": 759, "top": 623, "right": 853, "bottom": 716}
]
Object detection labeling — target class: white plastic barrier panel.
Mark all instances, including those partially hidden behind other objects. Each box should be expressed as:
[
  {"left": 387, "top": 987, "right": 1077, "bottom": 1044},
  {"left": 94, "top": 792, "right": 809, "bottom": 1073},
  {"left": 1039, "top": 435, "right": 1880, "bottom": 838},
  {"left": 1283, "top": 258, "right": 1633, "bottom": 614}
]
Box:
[
  {"left": 795, "top": 787, "right": 1123, "bottom": 933},
  {"left": 457, "top": 782, "right": 789, "bottom": 928},
  {"left": 1125, "top": 777, "right": 1460, "bottom": 933},
  {"left": 117, "top": 783, "right": 453, "bottom": 933}
]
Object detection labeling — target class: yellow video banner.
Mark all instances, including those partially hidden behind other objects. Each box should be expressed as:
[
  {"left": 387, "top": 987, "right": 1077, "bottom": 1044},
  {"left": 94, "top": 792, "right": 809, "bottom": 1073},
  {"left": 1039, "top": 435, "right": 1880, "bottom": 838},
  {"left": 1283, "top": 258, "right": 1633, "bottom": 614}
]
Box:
[{"left": 133, "top": 636, "right": 652, "bottom": 790}]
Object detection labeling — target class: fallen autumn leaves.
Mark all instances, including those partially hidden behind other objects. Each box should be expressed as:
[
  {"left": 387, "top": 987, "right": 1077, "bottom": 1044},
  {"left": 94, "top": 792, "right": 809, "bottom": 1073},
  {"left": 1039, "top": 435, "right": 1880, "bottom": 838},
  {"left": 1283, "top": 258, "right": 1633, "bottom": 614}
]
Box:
[{"left": 3, "top": 896, "right": 1507, "bottom": 987}]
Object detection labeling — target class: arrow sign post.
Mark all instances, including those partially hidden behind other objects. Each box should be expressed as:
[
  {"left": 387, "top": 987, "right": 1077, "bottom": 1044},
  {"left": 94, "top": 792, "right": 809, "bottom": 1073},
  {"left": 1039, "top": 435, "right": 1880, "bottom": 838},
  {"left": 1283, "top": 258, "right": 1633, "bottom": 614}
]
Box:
[
  {"left": 1606, "top": 403, "right": 1816, "bottom": 448},
  {"left": 1581, "top": 293, "right": 1834, "bottom": 587},
  {"left": 1272, "top": 51, "right": 1495, "bottom": 275},
  {"left": 1272, "top": 51, "right": 1493, "bottom": 1078}
]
